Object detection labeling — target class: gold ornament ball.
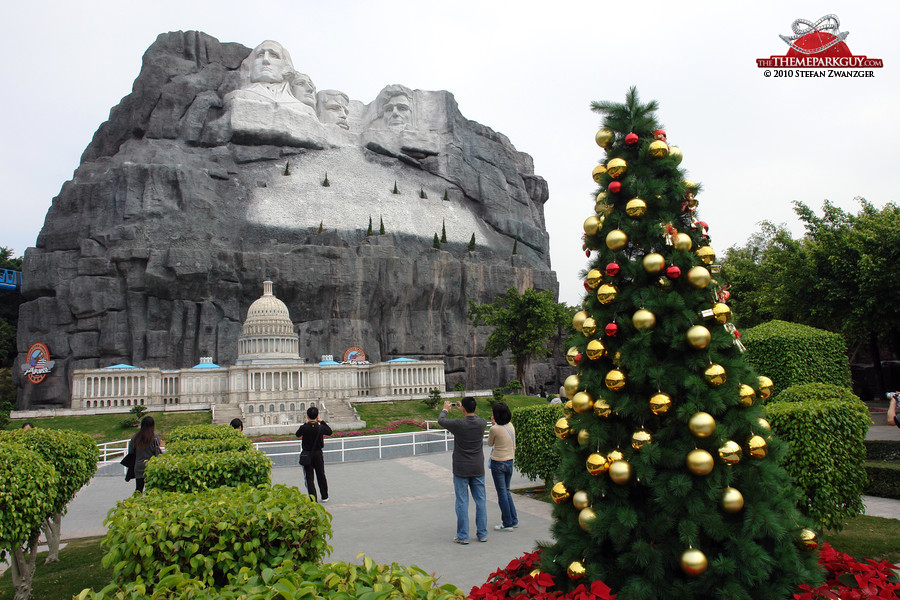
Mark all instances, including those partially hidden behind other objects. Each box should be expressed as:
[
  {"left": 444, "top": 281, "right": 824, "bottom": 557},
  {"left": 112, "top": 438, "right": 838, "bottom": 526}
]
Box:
[
  {"left": 688, "top": 412, "right": 716, "bottom": 438},
  {"left": 584, "top": 216, "right": 602, "bottom": 236},
  {"left": 596, "top": 284, "right": 618, "bottom": 304},
  {"left": 642, "top": 253, "right": 666, "bottom": 274},
  {"left": 586, "top": 339, "right": 607, "bottom": 360},
  {"left": 649, "top": 139, "right": 669, "bottom": 158},
  {"left": 608, "top": 459, "right": 633, "bottom": 484},
  {"left": 757, "top": 376, "right": 774, "bottom": 399},
  {"left": 704, "top": 363, "right": 727, "bottom": 386},
  {"left": 686, "top": 449, "right": 714, "bottom": 475},
  {"left": 712, "top": 303, "right": 732, "bottom": 324},
  {"left": 563, "top": 400, "right": 574, "bottom": 417},
  {"left": 718, "top": 440, "right": 742, "bottom": 464},
  {"left": 582, "top": 316, "right": 598, "bottom": 337},
  {"left": 572, "top": 490, "right": 590, "bottom": 510},
  {"left": 591, "top": 164, "right": 607, "bottom": 183},
  {"left": 593, "top": 398, "right": 613, "bottom": 418},
  {"left": 632, "top": 428, "right": 652, "bottom": 450},
  {"left": 632, "top": 309, "right": 657, "bottom": 331},
  {"left": 748, "top": 435, "right": 768, "bottom": 459},
  {"left": 572, "top": 311, "right": 589, "bottom": 332},
  {"left": 756, "top": 418, "right": 771, "bottom": 432},
  {"left": 696, "top": 246, "right": 716, "bottom": 265},
  {"left": 595, "top": 199, "right": 613, "bottom": 216},
  {"left": 578, "top": 507, "right": 597, "bottom": 530},
  {"left": 566, "top": 346, "right": 582, "bottom": 367},
  {"left": 669, "top": 146, "right": 684, "bottom": 165},
  {"left": 577, "top": 428, "right": 591, "bottom": 447},
  {"left": 673, "top": 233, "right": 693, "bottom": 251},
  {"left": 686, "top": 325, "right": 712, "bottom": 349},
  {"left": 625, "top": 198, "right": 648, "bottom": 218},
  {"left": 738, "top": 384, "right": 756, "bottom": 407},
  {"left": 797, "top": 528, "right": 819, "bottom": 551},
  {"left": 586, "top": 452, "right": 609, "bottom": 475},
  {"left": 605, "top": 369, "right": 626, "bottom": 391},
  {"left": 585, "top": 269, "right": 603, "bottom": 290},
  {"left": 607, "top": 157, "right": 628, "bottom": 178},
  {"left": 563, "top": 374, "right": 580, "bottom": 398},
  {"left": 607, "top": 449, "right": 624, "bottom": 463},
  {"left": 567, "top": 561, "right": 587, "bottom": 581},
  {"left": 554, "top": 417, "right": 572, "bottom": 439},
  {"left": 721, "top": 487, "right": 744, "bottom": 513},
  {"left": 551, "top": 481, "right": 571, "bottom": 504},
  {"left": 572, "top": 391, "right": 595, "bottom": 414},
  {"left": 595, "top": 128, "right": 615, "bottom": 149},
  {"left": 606, "top": 229, "right": 629, "bottom": 251},
  {"left": 649, "top": 392, "right": 672, "bottom": 415},
  {"left": 687, "top": 266, "right": 711, "bottom": 288},
  {"left": 680, "top": 548, "right": 708, "bottom": 576},
  {"left": 683, "top": 179, "right": 699, "bottom": 195}
]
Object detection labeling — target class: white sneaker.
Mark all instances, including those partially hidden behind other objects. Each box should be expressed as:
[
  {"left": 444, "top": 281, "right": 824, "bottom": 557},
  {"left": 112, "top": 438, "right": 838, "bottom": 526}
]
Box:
[{"left": 494, "top": 524, "right": 515, "bottom": 531}]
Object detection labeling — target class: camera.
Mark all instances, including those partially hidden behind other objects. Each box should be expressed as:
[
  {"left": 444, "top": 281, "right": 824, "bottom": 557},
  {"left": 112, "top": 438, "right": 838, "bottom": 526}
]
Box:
[{"left": 450, "top": 402, "right": 458, "bottom": 407}]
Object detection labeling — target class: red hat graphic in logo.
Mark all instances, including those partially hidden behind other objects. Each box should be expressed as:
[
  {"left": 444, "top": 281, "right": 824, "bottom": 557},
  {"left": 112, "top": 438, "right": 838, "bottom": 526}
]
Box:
[
  {"left": 22, "top": 342, "right": 55, "bottom": 384},
  {"left": 780, "top": 15, "right": 851, "bottom": 58}
]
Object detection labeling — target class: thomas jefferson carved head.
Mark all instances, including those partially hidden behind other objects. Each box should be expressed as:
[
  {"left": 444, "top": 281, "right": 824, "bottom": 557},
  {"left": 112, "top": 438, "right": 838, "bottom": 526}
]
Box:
[
  {"left": 375, "top": 84, "right": 414, "bottom": 130},
  {"left": 316, "top": 90, "right": 350, "bottom": 129},
  {"left": 291, "top": 73, "right": 317, "bottom": 109}
]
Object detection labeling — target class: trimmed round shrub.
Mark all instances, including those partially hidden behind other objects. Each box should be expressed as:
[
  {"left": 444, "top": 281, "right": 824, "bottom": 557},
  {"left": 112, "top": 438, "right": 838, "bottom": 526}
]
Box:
[
  {"left": 100, "top": 484, "right": 332, "bottom": 588},
  {"left": 144, "top": 449, "right": 271, "bottom": 492},
  {"left": 0, "top": 442, "right": 59, "bottom": 553},
  {"left": 743, "top": 320, "right": 851, "bottom": 398},
  {"left": 512, "top": 403, "right": 564, "bottom": 487},
  {"left": 767, "top": 383, "right": 870, "bottom": 531},
  {"left": 166, "top": 436, "right": 254, "bottom": 455},
  {"left": 165, "top": 424, "right": 246, "bottom": 444}
]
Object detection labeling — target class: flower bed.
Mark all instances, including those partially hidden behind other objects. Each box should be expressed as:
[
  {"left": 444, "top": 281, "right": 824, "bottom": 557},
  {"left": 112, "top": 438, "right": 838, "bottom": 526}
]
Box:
[{"left": 470, "top": 545, "right": 900, "bottom": 600}]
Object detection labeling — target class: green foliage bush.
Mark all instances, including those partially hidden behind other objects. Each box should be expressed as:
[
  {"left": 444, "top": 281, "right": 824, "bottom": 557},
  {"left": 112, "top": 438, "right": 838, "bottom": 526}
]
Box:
[
  {"left": 767, "top": 383, "right": 870, "bottom": 531},
  {"left": 511, "top": 403, "right": 564, "bottom": 486},
  {"left": 165, "top": 424, "right": 245, "bottom": 444},
  {"left": 144, "top": 449, "right": 270, "bottom": 492},
  {"left": 0, "top": 442, "right": 58, "bottom": 554},
  {"left": 865, "top": 440, "right": 900, "bottom": 461},
  {"left": 100, "top": 484, "right": 331, "bottom": 588},
  {"left": 165, "top": 435, "right": 254, "bottom": 455},
  {"left": 743, "top": 320, "right": 851, "bottom": 398},
  {"left": 864, "top": 461, "right": 900, "bottom": 499},
  {"left": 422, "top": 389, "right": 442, "bottom": 409},
  {"left": 78, "top": 556, "right": 466, "bottom": 599}
]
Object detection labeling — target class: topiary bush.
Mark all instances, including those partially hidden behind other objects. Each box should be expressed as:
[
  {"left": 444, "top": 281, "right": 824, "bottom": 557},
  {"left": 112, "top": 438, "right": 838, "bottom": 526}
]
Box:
[
  {"left": 864, "top": 461, "right": 900, "bottom": 499},
  {"left": 165, "top": 424, "right": 246, "bottom": 444},
  {"left": 767, "top": 383, "right": 870, "bottom": 531},
  {"left": 864, "top": 440, "right": 900, "bottom": 461},
  {"left": 144, "top": 449, "right": 271, "bottom": 492},
  {"left": 743, "top": 320, "right": 851, "bottom": 398},
  {"left": 100, "top": 484, "right": 332, "bottom": 589},
  {"left": 165, "top": 436, "right": 254, "bottom": 455},
  {"left": 77, "top": 556, "right": 466, "bottom": 599},
  {"left": 512, "top": 404, "right": 564, "bottom": 488}
]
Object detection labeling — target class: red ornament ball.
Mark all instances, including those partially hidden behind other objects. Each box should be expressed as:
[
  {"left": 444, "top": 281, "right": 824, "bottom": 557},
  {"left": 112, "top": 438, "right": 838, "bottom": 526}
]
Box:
[
  {"left": 605, "top": 322, "right": 619, "bottom": 337},
  {"left": 666, "top": 266, "right": 682, "bottom": 279},
  {"left": 653, "top": 129, "right": 667, "bottom": 141},
  {"left": 625, "top": 132, "right": 639, "bottom": 146},
  {"left": 696, "top": 221, "right": 709, "bottom": 231},
  {"left": 585, "top": 249, "right": 591, "bottom": 257},
  {"left": 608, "top": 181, "right": 622, "bottom": 194},
  {"left": 583, "top": 281, "right": 591, "bottom": 292},
  {"left": 605, "top": 263, "right": 621, "bottom": 277}
]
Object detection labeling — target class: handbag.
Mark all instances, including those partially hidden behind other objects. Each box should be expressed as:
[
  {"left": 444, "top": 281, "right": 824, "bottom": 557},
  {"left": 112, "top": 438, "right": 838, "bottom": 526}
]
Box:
[
  {"left": 299, "top": 450, "right": 312, "bottom": 466},
  {"left": 121, "top": 450, "right": 136, "bottom": 482}
]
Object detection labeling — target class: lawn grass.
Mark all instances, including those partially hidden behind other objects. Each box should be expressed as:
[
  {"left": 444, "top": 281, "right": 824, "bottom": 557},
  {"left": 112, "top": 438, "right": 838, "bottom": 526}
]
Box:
[
  {"left": 352, "top": 394, "right": 548, "bottom": 430},
  {"left": 4, "top": 411, "right": 211, "bottom": 444},
  {"left": 0, "top": 536, "right": 110, "bottom": 600}
]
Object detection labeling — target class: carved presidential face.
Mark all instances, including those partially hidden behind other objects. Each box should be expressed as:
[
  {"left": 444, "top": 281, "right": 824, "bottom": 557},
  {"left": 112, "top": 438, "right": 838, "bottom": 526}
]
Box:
[
  {"left": 291, "top": 73, "right": 317, "bottom": 109},
  {"left": 250, "top": 42, "right": 289, "bottom": 83},
  {"left": 318, "top": 92, "right": 350, "bottom": 129},
  {"left": 382, "top": 94, "right": 412, "bottom": 129}
]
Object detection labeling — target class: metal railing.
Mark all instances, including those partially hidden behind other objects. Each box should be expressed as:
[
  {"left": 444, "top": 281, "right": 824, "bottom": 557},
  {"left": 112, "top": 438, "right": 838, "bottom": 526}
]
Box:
[{"left": 98, "top": 439, "right": 129, "bottom": 462}]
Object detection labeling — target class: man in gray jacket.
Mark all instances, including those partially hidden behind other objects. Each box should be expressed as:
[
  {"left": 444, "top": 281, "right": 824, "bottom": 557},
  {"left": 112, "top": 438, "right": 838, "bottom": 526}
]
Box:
[{"left": 439, "top": 396, "right": 488, "bottom": 544}]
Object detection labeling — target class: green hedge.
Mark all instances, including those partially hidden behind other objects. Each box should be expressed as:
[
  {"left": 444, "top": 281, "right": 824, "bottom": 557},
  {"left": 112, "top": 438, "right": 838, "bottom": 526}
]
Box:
[
  {"left": 165, "top": 424, "right": 245, "bottom": 444},
  {"left": 743, "top": 320, "right": 851, "bottom": 398},
  {"left": 144, "top": 450, "right": 271, "bottom": 492},
  {"left": 166, "top": 436, "right": 254, "bottom": 455},
  {"left": 100, "top": 484, "right": 331, "bottom": 588},
  {"left": 0, "top": 442, "right": 59, "bottom": 552},
  {"left": 767, "top": 383, "right": 870, "bottom": 531},
  {"left": 512, "top": 403, "right": 564, "bottom": 486},
  {"left": 864, "top": 461, "right": 900, "bottom": 499},
  {"left": 864, "top": 440, "right": 900, "bottom": 461},
  {"left": 77, "top": 557, "right": 466, "bottom": 599}
]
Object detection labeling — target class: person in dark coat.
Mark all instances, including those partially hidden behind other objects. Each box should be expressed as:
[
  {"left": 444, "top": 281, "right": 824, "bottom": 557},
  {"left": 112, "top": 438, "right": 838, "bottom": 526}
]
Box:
[
  {"left": 295, "top": 406, "right": 332, "bottom": 502},
  {"left": 128, "top": 416, "right": 163, "bottom": 493}
]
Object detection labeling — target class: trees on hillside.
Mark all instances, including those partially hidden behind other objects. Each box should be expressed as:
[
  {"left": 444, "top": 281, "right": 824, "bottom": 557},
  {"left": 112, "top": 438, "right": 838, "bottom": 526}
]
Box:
[
  {"left": 468, "top": 287, "right": 569, "bottom": 392},
  {"left": 0, "top": 246, "right": 23, "bottom": 368}
]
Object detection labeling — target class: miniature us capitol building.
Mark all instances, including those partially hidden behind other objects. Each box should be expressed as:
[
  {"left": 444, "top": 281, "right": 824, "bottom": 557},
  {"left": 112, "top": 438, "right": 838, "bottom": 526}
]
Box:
[{"left": 69, "top": 278, "right": 445, "bottom": 430}]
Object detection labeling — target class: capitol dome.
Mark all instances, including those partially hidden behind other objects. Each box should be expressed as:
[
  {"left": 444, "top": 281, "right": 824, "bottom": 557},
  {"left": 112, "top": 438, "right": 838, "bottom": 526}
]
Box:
[{"left": 236, "top": 278, "right": 300, "bottom": 363}]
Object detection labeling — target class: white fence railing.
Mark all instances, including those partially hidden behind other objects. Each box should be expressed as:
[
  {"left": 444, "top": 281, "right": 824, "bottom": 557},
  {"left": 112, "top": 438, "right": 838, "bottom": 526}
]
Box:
[{"left": 98, "top": 439, "right": 129, "bottom": 462}]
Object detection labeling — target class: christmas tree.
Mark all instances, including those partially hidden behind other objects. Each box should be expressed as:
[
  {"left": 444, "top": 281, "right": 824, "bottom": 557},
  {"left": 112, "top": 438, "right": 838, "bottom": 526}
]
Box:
[{"left": 539, "top": 88, "right": 822, "bottom": 599}]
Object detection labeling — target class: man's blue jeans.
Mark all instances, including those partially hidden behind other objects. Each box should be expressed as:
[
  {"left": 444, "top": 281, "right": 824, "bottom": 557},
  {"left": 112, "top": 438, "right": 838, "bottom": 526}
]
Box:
[
  {"left": 490, "top": 459, "right": 518, "bottom": 528},
  {"left": 453, "top": 474, "right": 487, "bottom": 541}
]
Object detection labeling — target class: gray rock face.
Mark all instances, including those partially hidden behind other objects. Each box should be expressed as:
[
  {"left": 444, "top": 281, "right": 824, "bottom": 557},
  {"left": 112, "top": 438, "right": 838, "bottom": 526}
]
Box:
[{"left": 15, "top": 31, "right": 564, "bottom": 409}]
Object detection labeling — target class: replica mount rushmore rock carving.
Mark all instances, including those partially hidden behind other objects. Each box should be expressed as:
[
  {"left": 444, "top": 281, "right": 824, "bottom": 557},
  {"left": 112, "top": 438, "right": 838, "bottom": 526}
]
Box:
[{"left": 15, "top": 32, "right": 560, "bottom": 410}]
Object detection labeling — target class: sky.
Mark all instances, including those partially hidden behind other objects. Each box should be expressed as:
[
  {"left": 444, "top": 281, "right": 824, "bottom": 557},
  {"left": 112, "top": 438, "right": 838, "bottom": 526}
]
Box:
[{"left": 0, "top": 1, "right": 896, "bottom": 306}]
